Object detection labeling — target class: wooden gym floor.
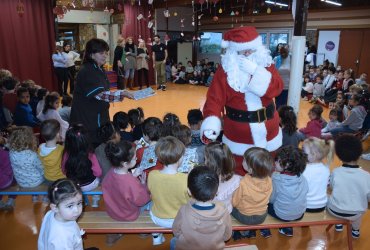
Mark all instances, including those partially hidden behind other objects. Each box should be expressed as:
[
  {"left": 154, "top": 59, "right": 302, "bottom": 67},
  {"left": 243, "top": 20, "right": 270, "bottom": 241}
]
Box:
[{"left": 1, "top": 83, "right": 369, "bottom": 249}]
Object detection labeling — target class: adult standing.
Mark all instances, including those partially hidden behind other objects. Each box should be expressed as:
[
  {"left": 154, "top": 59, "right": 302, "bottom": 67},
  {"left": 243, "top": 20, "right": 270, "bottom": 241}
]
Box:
[
  {"left": 274, "top": 47, "right": 291, "bottom": 109},
  {"left": 52, "top": 42, "right": 68, "bottom": 96},
  {"left": 112, "top": 37, "right": 126, "bottom": 90},
  {"left": 136, "top": 39, "right": 150, "bottom": 89},
  {"left": 62, "top": 41, "right": 80, "bottom": 95},
  {"left": 200, "top": 26, "right": 283, "bottom": 176},
  {"left": 152, "top": 35, "right": 167, "bottom": 91},
  {"left": 70, "top": 38, "right": 134, "bottom": 147},
  {"left": 124, "top": 37, "right": 137, "bottom": 90},
  {"left": 305, "top": 45, "right": 317, "bottom": 67}
]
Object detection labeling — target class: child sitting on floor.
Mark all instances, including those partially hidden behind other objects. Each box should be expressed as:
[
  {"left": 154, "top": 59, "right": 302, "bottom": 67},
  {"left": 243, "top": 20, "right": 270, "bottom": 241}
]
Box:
[
  {"left": 38, "top": 119, "right": 65, "bottom": 183},
  {"left": 134, "top": 117, "right": 163, "bottom": 176},
  {"left": 13, "top": 87, "right": 39, "bottom": 127},
  {"left": 205, "top": 142, "right": 241, "bottom": 214},
  {"left": 102, "top": 141, "right": 151, "bottom": 246},
  {"left": 148, "top": 136, "right": 189, "bottom": 245},
  {"left": 0, "top": 135, "right": 15, "bottom": 211},
  {"left": 302, "top": 137, "right": 334, "bottom": 212},
  {"left": 298, "top": 104, "right": 324, "bottom": 140},
  {"left": 327, "top": 135, "right": 370, "bottom": 238},
  {"left": 171, "top": 166, "right": 232, "bottom": 250},
  {"left": 58, "top": 95, "right": 72, "bottom": 123},
  {"left": 301, "top": 75, "right": 314, "bottom": 100},
  {"left": 62, "top": 125, "right": 102, "bottom": 207},
  {"left": 232, "top": 147, "right": 273, "bottom": 239},
  {"left": 278, "top": 105, "right": 300, "bottom": 148},
  {"left": 268, "top": 145, "right": 308, "bottom": 237},
  {"left": 95, "top": 122, "right": 121, "bottom": 180},
  {"left": 321, "top": 109, "right": 341, "bottom": 137},
  {"left": 113, "top": 111, "right": 134, "bottom": 142},
  {"left": 8, "top": 127, "right": 44, "bottom": 202}
]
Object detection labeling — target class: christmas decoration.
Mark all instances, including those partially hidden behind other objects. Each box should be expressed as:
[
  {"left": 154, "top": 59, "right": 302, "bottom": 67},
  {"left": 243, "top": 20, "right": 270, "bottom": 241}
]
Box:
[
  {"left": 213, "top": 16, "right": 219, "bottom": 21},
  {"left": 16, "top": 0, "right": 25, "bottom": 17}
]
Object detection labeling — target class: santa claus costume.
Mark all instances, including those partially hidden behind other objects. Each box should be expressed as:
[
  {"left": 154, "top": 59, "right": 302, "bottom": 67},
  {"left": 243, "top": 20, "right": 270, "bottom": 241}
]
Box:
[{"left": 201, "top": 26, "right": 283, "bottom": 176}]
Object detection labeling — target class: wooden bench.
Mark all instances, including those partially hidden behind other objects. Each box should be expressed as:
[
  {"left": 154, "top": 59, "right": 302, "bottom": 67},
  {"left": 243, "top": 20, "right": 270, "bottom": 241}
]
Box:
[{"left": 78, "top": 211, "right": 352, "bottom": 250}]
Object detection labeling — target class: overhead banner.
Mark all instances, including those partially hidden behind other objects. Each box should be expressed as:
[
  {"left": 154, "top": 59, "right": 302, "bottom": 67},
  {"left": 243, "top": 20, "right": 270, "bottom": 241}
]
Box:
[{"left": 317, "top": 30, "right": 340, "bottom": 66}]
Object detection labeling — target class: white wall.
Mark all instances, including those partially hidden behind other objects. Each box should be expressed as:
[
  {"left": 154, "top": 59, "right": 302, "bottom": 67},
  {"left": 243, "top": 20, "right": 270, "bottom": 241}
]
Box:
[
  {"left": 58, "top": 10, "right": 111, "bottom": 24},
  {"left": 317, "top": 30, "right": 341, "bottom": 66},
  {"left": 177, "top": 42, "right": 193, "bottom": 65}
]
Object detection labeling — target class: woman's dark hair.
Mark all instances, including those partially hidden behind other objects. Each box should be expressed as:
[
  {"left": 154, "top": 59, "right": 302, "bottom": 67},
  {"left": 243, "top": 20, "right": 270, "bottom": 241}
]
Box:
[
  {"left": 113, "top": 111, "right": 129, "bottom": 130},
  {"left": 37, "top": 88, "right": 48, "bottom": 100},
  {"left": 142, "top": 117, "right": 162, "bottom": 141},
  {"left": 48, "top": 178, "right": 82, "bottom": 206},
  {"left": 63, "top": 124, "right": 93, "bottom": 183},
  {"left": 105, "top": 141, "right": 135, "bottom": 167},
  {"left": 42, "top": 94, "right": 59, "bottom": 114},
  {"left": 278, "top": 105, "right": 297, "bottom": 135},
  {"left": 275, "top": 145, "right": 307, "bottom": 176},
  {"left": 97, "top": 122, "right": 117, "bottom": 143},
  {"left": 128, "top": 107, "right": 144, "bottom": 127},
  {"left": 83, "top": 38, "right": 109, "bottom": 64},
  {"left": 125, "top": 41, "right": 136, "bottom": 53},
  {"left": 63, "top": 41, "right": 71, "bottom": 51},
  {"left": 188, "top": 166, "right": 219, "bottom": 202}
]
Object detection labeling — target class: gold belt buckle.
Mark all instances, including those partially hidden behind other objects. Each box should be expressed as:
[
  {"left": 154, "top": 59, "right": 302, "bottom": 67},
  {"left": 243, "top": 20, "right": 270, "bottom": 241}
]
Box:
[{"left": 257, "top": 107, "right": 267, "bottom": 123}]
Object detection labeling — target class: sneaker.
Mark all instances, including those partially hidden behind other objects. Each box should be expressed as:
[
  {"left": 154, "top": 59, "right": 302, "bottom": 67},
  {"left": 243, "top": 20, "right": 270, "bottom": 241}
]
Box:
[
  {"left": 335, "top": 224, "right": 343, "bottom": 232},
  {"left": 162, "top": 85, "right": 166, "bottom": 91},
  {"left": 156, "top": 85, "right": 162, "bottom": 90},
  {"left": 260, "top": 229, "right": 272, "bottom": 238},
  {"left": 106, "top": 234, "right": 123, "bottom": 247},
  {"left": 352, "top": 228, "right": 360, "bottom": 238},
  {"left": 278, "top": 227, "right": 293, "bottom": 237},
  {"left": 42, "top": 195, "right": 49, "bottom": 204},
  {"left": 152, "top": 233, "right": 165, "bottom": 245},
  {"left": 232, "top": 231, "right": 243, "bottom": 241},
  {"left": 361, "top": 153, "right": 370, "bottom": 161},
  {"left": 3, "top": 198, "right": 15, "bottom": 211},
  {"left": 240, "top": 230, "right": 256, "bottom": 238},
  {"left": 32, "top": 195, "right": 39, "bottom": 203}
]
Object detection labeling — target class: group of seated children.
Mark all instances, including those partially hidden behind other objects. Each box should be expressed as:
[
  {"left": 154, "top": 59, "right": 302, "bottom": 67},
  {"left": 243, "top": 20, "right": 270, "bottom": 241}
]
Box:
[
  {"left": 298, "top": 65, "right": 369, "bottom": 139},
  {"left": 170, "top": 60, "right": 217, "bottom": 86}
]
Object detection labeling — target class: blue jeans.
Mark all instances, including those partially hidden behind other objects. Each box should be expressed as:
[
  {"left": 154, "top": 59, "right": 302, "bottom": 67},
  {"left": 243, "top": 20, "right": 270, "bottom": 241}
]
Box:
[
  {"left": 124, "top": 69, "right": 135, "bottom": 79},
  {"left": 330, "top": 125, "right": 355, "bottom": 137},
  {"left": 170, "top": 237, "right": 177, "bottom": 250}
]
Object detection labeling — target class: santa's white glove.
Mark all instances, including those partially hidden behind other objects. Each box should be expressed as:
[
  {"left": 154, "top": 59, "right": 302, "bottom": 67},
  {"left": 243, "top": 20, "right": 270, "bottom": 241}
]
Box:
[
  {"left": 200, "top": 116, "right": 221, "bottom": 144},
  {"left": 238, "top": 57, "right": 258, "bottom": 75}
]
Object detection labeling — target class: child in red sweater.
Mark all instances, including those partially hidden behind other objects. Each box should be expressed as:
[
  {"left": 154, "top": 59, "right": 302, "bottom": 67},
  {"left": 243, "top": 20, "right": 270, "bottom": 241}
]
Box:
[
  {"left": 298, "top": 105, "right": 324, "bottom": 140},
  {"left": 102, "top": 140, "right": 150, "bottom": 246}
]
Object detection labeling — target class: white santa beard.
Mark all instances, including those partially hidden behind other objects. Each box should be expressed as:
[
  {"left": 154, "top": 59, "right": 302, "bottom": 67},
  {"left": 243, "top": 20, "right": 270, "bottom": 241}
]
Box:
[{"left": 221, "top": 52, "right": 251, "bottom": 93}]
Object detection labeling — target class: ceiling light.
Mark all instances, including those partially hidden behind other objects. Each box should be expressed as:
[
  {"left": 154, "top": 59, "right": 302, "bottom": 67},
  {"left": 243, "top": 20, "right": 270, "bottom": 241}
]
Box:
[
  {"left": 321, "top": 0, "right": 342, "bottom": 6},
  {"left": 265, "top": 1, "right": 288, "bottom": 7}
]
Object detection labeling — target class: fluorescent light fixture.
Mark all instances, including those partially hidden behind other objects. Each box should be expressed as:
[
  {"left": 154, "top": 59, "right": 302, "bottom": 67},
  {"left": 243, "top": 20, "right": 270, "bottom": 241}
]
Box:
[
  {"left": 321, "top": 0, "right": 342, "bottom": 6},
  {"left": 265, "top": 1, "right": 289, "bottom": 7}
]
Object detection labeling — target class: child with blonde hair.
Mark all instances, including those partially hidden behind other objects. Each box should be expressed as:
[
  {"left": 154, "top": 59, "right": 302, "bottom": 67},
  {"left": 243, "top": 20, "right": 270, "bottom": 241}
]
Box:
[
  {"left": 302, "top": 137, "right": 334, "bottom": 212},
  {"left": 232, "top": 147, "right": 273, "bottom": 239},
  {"left": 205, "top": 142, "right": 241, "bottom": 213},
  {"left": 8, "top": 127, "right": 44, "bottom": 202},
  {"left": 148, "top": 136, "right": 189, "bottom": 245}
]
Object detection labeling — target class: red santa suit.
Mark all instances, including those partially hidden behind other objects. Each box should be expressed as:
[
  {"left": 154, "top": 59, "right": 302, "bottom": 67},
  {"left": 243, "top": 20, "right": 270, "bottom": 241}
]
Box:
[{"left": 201, "top": 26, "right": 283, "bottom": 176}]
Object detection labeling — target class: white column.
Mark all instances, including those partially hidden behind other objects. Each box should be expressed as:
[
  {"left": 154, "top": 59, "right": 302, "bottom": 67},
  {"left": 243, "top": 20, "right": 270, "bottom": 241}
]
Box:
[{"left": 288, "top": 36, "right": 306, "bottom": 113}]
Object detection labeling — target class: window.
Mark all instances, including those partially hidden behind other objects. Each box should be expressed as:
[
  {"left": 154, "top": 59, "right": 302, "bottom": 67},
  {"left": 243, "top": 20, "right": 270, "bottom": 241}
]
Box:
[
  {"left": 269, "top": 33, "right": 289, "bottom": 57},
  {"left": 199, "top": 32, "right": 223, "bottom": 54}
]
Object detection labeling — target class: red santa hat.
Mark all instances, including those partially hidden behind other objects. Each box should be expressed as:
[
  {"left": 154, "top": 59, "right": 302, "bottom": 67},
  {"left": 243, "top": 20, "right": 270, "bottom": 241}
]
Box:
[{"left": 221, "top": 26, "right": 262, "bottom": 51}]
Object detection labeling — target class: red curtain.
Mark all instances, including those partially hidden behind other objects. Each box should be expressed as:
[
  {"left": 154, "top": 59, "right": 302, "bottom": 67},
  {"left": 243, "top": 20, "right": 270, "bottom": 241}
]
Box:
[
  {"left": 122, "top": 3, "right": 155, "bottom": 86},
  {"left": 0, "top": 0, "right": 56, "bottom": 90}
]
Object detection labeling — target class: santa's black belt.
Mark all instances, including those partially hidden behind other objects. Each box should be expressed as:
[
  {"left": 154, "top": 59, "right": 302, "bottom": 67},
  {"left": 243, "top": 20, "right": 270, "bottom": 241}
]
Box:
[{"left": 225, "top": 103, "right": 275, "bottom": 123}]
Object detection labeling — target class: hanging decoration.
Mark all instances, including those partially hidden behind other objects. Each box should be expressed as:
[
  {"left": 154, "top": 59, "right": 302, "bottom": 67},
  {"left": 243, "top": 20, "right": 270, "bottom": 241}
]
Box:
[
  {"left": 148, "top": 0, "right": 154, "bottom": 4},
  {"left": 218, "top": 7, "right": 222, "bottom": 14},
  {"left": 16, "top": 0, "right": 25, "bottom": 17},
  {"left": 173, "top": 12, "right": 178, "bottom": 16},
  {"left": 267, "top": 7, "right": 271, "bottom": 14},
  {"left": 163, "top": 9, "right": 170, "bottom": 18},
  {"left": 213, "top": 16, "right": 219, "bottom": 22},
  {"left": 230, "top": 11, "right": 235, "bottom": 16},
  {"left": 104, "top": 6, "right": 109, "bottom": 12}
]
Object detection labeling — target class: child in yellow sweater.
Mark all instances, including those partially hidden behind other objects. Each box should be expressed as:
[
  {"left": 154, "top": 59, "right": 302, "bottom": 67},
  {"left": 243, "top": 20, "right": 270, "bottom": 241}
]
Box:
[
  {"left": 231, "top": 147, "right": 273, "bottom": 239},
  {"left": 148, "top": 136, "right": 189, "bottom": 245}
]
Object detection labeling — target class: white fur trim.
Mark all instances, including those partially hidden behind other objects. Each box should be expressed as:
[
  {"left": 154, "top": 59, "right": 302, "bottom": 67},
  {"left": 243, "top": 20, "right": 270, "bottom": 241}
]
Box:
[
  {"left": 247, "top": 66, "right": 272, "bottom": 97},
  {"left": 244, "top": 92, "right": 267, "bottom": 148},
  {"left": 200, "top": 116, "right": 221, "bottom": 141},
  {"left": 222, "top": 36, "right": 262, "bottom": 52},
  {"left": 223, "top": 128, "right": 283, "bottom": 156}
]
